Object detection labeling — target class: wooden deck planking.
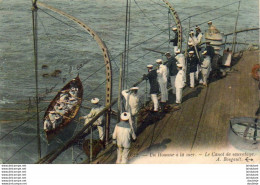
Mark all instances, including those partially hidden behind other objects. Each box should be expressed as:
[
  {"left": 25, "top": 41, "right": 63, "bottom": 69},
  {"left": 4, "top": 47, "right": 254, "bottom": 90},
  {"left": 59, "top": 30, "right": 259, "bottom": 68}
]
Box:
[{"left": 90, "top": 50, "right": 259, "bottom": 164}]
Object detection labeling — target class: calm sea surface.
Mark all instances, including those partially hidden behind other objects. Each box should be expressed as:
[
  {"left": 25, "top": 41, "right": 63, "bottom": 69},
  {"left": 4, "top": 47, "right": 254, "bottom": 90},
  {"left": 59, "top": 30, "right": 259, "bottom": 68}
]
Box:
[{"left": 0, "top": 0, "right": 259, "bottom": 163}]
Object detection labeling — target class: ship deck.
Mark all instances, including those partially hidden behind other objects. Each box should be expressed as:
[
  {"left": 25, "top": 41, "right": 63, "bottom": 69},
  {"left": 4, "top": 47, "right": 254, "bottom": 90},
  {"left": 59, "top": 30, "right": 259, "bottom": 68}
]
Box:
[{"left": 87, "top": 49, "right": 260, "bottom": 164}]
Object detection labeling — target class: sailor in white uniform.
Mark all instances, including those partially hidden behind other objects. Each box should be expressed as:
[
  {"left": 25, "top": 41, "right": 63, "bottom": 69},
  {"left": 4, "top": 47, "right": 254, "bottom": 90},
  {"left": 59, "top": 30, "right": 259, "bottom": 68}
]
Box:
[
  {"left": 201, "top": 50, "right": 211, "bottom": 86},
  {"left": 60, "top": 90, "right": 69, "bottom": 102},
  {"left": 156, "top": 59, "right": 168, "bottom": 104},
  {"left": 175, "top": 63, "right": 186, "bottom": 104},
  {"left": 122, "top": 87, "right": 140, "bottom": 133},
  {"left": 189, "top": 31, "right": 198, "bottom": 47},
  {"left": 44, "top": 118, "right": 52, "bottom": 131},
  {"left": 69, "top": 87, "right": 78, "bottom": 97},
  {"left": 112, "top": 112, "right": 136, "bottom": 164},
  {"left": 48, "top": 111, "right": 61, "bottom": 129},
  {"left": 175, "top": 50, "right": 186, "bottom": 72},
  {"left": 195, "top": 26, "right": 203, "bottom": 45},
  {"left": 79, "top": 98, "right": 105, "bottom": 141},
  {"left": 67, "top": 97, "right": 78, "bottom": 109}
]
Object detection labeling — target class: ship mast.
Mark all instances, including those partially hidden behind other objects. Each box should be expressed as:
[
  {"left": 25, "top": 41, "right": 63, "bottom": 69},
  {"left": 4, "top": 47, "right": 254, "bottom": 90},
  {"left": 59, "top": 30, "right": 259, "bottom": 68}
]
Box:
[{"left": 32, "top": 0, "right": 41, "bottom": 159}]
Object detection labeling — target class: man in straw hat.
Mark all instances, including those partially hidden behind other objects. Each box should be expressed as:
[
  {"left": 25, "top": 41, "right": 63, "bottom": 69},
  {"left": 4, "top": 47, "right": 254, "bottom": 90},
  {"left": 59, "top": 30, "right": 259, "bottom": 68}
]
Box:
[
  {"left": 175, "top": 63, "right": 186, "bottom": 104},
  {"left": 113, "top": 112, "right": 136, "bottom": 164},
  {"left": 79, "top": 98, "right": 105, "bottom": 141},
  {"left": 143, "top": 64, "right": 159, "bottom": 112},
  {"left": 122, "top": 87, "right": 140, "bottom": 132},
  {"left": 169, "top": 27, "right": 179, "bottom": 54},
  {"left": 201, "top": 51, "right": 211, "bottom": 87},
  {"left": 156, "top": 58, "right": 168, "bottom": 111},
  {"left": 187, "top": 51, "right": 199, "bottom": 88}
]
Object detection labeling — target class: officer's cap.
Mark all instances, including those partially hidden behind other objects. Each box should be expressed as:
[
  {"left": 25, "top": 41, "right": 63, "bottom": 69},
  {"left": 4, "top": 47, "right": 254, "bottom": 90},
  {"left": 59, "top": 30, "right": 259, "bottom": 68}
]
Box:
[
  {"left": 91, "top": 98, "right": 99, "bottom": 104},
  {"left": 172, "top": 27, "right": 177, "bottom": 31},
  {"left": 147, "top": 64, "right": 153, "bottom": 68},
  {"left": 156, "top": 59, "right": 163, "bottom": 63},
  {"left": 130, "top": 87, "right": 139, "bottom": 91}
]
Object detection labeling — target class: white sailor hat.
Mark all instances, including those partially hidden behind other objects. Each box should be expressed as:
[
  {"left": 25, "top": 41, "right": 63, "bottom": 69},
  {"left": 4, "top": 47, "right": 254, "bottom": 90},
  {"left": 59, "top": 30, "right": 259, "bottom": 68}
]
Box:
[
  {"left": 156, "top": 59, "right": 163, "bottom": 63},
  {"left": 69, "top": 97, "right": 76, "bottom": 101},
  {"left": 172, "top": 27, "right": 177, "bottom": 31},
  {"left": 147, "top": 64, "right": 153, "bottom": 68},
  {"left": 177, "top": 63, "right": 183, "bottom": 67},
  {"left": 189, "top": 51, "right": 195, "bottom": 54},
  {"left": 208, "top": 21, "right": 212, "bottom": 24},
  {"left": 175, "top": 49, "right": 181, "bottom": 54},
  {"left": 202, "top": 50, "right": 207, "bottom": 55},
  {"left": 50, "top": 110, "right": 56, "bottom": 114},
  {"left": 120, "top": 112, "right": 130, "bottom": 121},
  {"left": 130, "top": 87, "right": 139, "bottom": 91},
  {"left": 91, "top": 98, "right": 99, "bottom": 104},
  {"left": 188, "top": 41, "right": 193, "bottom": 46}
]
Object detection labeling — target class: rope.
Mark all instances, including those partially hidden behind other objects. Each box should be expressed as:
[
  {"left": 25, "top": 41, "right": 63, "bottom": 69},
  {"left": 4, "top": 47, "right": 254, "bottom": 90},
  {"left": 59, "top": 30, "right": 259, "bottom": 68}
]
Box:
[
  {"left": 39, "top": 7, "right": 85, "bottom": 33},
  {"left": 110, "top": 29, "right": 167, "bottom": 62},
  {"left": 133, "top": 0, "right": 168, "bottom": 33},
  {"left": 181, "top": 1, "right": 240, "bottom": 22},
  {"left": 0, "top": 106, "right": 47, "bottom": 141}
]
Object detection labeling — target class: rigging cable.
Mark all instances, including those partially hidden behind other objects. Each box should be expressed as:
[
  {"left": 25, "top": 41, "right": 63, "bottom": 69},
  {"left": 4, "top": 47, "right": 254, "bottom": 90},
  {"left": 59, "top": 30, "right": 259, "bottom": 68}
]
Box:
[
  {"left": 181, "top": 1, "right": 240, "bottom": 22},
  {"left": 133, "top": 0, "right": 168, "bottom": 33},
  {"left": 32, "top": 1, "right": 41, "bottom": 159}
]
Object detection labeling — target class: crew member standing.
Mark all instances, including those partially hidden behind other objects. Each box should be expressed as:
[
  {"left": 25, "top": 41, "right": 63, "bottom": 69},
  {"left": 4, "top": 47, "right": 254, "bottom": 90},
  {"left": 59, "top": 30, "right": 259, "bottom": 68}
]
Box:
[
  {"left": 201, "top": 51, "right": 211, "bottom": 87},
  {"left": 207, "top": 21, "right": 220, "bottom": 34},
  {"left": 113, "top": 112, "right": 136, "bottom": 164},
  {"left": 175, "top": 50, "right": 186, "bottom": 72},
  {"left": 175, "top": 63, "right": 186, "bottom": 104},
  {"left": 169, "top": 27, "right": 179, "bottom": 54},
  {"left": 122, "top": 87, "right": 140, "bottom": 133},
  {"left": 165, "top": 52, "right": 178, "bottom": 94},
  {"left": 187, "top": 51, "right": 199, "bottom": 88},
  {"left": 79, "top": 98, "right": 105, "bottom": 141},
  {"left": 195, "top": 26, "right": 203, "bottom": 46},
  {"left": 156, "top": 59, "right": 168, "bottom": 110},
  {"left": 143, "top": 64, "right": 160, "bottom": 112},
  {"left": 189, "top": 31, "right": 198, "bottom": 47},
  {"left": 205, "top": 41, "right": 215, "bottom": 60}
]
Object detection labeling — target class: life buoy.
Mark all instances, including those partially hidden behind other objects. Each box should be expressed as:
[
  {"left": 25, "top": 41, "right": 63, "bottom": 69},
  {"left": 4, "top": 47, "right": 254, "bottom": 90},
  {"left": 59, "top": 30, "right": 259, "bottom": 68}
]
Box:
[{"left": 252, "top": 64, "right": 260, "bottom": 81}]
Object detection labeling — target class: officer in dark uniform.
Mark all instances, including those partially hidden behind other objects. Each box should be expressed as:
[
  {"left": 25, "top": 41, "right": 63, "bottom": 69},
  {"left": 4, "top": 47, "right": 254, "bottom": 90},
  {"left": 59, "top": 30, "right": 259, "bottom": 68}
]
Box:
[
  {"left": 165, "top": 52, "right": 178, "bottom": 94},
  {"left": 143, "top": 65, "right": 160, "bottom": 112},
  {"left": 169, "top": 27, "right": 179, "bottom": 54},
  {"left": 187, "top": 51, "right": 199, "bottom": 88},
  {"left": 205, "top": 41, "right": 215, "bottom": 60}
]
